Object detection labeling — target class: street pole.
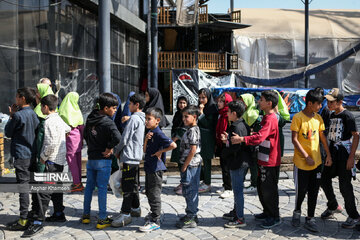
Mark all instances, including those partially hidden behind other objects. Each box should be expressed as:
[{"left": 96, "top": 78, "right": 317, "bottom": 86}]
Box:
[
  {"left": 195, "top": 11, "right": 199, "bottom": 68},
  {"left": 151, "top": 0, "right": 158, "bottom": 89},
  {"left": 305, "top": 0, "right": 309, "bottom": 88},
  {"left": 99, "top": 0, "right": 111, "bottom": 93}
]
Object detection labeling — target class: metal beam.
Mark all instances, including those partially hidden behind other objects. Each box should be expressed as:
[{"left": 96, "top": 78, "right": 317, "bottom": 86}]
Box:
[
  {"left": 99, "top": 0, "right": 111, "bottom": 93},
  {"left": 305, "top": 0, "right": 309, "bottom": 88},
  {"left": 151, "top": 0, "right": 158, "bottom": 88}
]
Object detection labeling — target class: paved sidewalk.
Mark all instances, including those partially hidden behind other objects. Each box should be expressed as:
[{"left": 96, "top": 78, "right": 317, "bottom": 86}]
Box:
[{"left": 1, "top": 174, "right": 360, "bottom": 240}]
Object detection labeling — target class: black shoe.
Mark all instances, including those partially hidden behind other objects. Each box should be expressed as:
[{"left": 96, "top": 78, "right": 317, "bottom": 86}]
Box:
[
  {"left": 21, "top": 223, "right": 43, "bottom": 238},
  {"left": 180, "top": 215, "right": 199, "bottom": 223},
  {"left": 222, "top": 209, "right": 236, "bottom": 221},
  {"left": 176, "top": 216, "right": 197, "bottom": 229},
  {"left": 6, "top": 219, "right": 29, "bottom": 231},
  {"left": 261, "top": 217, "right": 282, "bottom": 229},
  {"left": 254, "top": 212, "right": 267, "bottom": 221},
  {"left": 45, "top": 213, "right": 67, "bottom": 222}
]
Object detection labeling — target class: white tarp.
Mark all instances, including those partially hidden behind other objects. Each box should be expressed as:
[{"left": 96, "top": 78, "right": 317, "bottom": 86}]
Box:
[{"left": 176, "top": 0, "right": 199, "bottom": 26}]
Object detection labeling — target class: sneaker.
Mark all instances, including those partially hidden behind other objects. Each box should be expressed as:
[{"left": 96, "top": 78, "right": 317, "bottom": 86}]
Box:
[
  {"left": 176, "top": 215, "right": 197, "bottom": 229},
  {"left": 254, "top": 212, "right": 267, "bottom": 221},
  {"left": 21, "top": 223, "right": 43, "bottom": 238},
  {"left": 45, "top": 212, "right": 67, "bottom": 222},
  {"left": 304, "top": 217, "right": 318, "bottom": 232},
  {"left": 216, "top": 187, "right": 225, "bottom": 194},
  {"left": 220, "top": 190, "right": 233, "bottom": 199},
  {"left": 174, "top": 183, "right": 182, "bottom": 192},
  {"left": 223, "top": 210, "right": 236, "bottom": 221},
  {"left": 224, "top": 218, "right": 246, "bottom": 228},
  {"left": 261, "top": 217, "right": 282, "bottom": 229},
  {"left": 71, "top": 183, "right": 84, "bottom": 192},
  {"left": 341, "top": 217, "right": 360, "bottom": 229},
  {"left": 198, "top": 183, "right": 211, "bottom": 193},
  {"left": 81, "top": 214, "right": 91, "bottom": 224},
  {"left": 243, "top": 185, "right": 257, "bottom": 193},
  {"left": 175, "top": 185, "right": 182, "bottom": 195},
  {"left": 139, "top": 221, "right": 160, "bottom": 232},
  {"left": 292, "top": 210, "right": 301, "bottom": 227},
  {"left": 96, "top": 217, "right": 113, "bottom": 229},
  {"left": 180, "top": 215, "right": 199, "bottom": 223},
  {"left": 130, "top": 207, "right": 141, "bottom": 217},
  {"left": 111, "top": 213, "right": 132, "bottom": 227},
  {"left": 321, "top": 205, "right": 343, "bottom": 219},
  {"left": 6, "top": 219, "right": 29, "bottom": 231}
]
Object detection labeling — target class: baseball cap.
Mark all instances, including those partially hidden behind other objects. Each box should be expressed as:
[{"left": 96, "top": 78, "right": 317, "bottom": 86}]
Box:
[{"left": 325, "top": 88, "right": 344, "bottom": 101}]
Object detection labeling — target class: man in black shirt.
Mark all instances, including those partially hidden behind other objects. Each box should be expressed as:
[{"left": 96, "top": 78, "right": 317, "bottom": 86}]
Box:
[{"left": 321, "top": 88, "right": 360, "bottom": 229}]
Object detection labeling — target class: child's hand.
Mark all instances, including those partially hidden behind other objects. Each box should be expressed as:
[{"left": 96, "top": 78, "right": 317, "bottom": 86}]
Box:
[
  {"left": 9, "top": 104, "right": 18, "bottom": 117},
  {"left": 220, "top": 131, "right": 228, "bottom": 141},
  {"left": 305, "top": 156, "right": 315, "bottom": 166},
  {"left": 181, "top": 165, "right": 187, "bottom": 173},
  {"left": 325, "top": 155, "right": 332, "bottom": 167},
  {"left": 102, "top": 148, "right": 113, "bottom": 158},
  {"left": 145, "top": 132, "right": 153, "bottom": 140},
  {"left": 121, "top": 116, "right": 130, "bottom": 123},
  {"left": 231, "top": 132, "right": 244, "bottom": 144},
  {"left": 151, "top": 151, "right": 162, "bottom": 160},
  {"left": 346, "top": 155, "right": 354, "bottom": 170}
]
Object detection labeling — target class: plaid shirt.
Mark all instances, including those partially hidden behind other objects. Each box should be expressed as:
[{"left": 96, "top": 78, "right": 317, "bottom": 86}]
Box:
[{"left": 40, "top": 113, "right": 71, "bottom": 165}]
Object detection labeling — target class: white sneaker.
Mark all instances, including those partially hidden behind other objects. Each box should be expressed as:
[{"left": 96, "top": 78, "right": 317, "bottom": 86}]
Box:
[
  {"left": 111, "top": 213, "right": 132, "bottom": 227},
  {"left": 198, "top": 183, "right": 211, "bottom": 193},
  {"left": 243, "top": 185, "right": 256, "bottom": 193},
  {"left": 216, "top": 187, "right": 225, "bottom": 194},
  {"left": 220, "top": 190, "right": 233, "bottom": 199},
  {"left": 139, "top": 221, "right": 160, "bottom": 232}
]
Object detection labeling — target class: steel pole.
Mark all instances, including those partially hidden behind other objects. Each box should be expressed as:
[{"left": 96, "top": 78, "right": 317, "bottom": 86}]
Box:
[
  {"left": 151, "top": 0, "right": 158, "bottom": 88},
  {"left": 305, "top": 0, "right": 309, "bottom": 88},
  {"left": 99, "top": 0, "right": 111, "bottom": 93}
]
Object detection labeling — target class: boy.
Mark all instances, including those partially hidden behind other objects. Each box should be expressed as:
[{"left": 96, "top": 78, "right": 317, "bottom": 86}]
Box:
[
  {"left": 112, "top": 93, "right": 146, "bottom": 228},
  {"left": 5, "top": 87, "right": 39, "bottom": 231},
  {"left": 321, "top": 88, "right": 360, "bottom": 228},
  {"left": 82, "top": 93, "right": 121, "bottom": 229},
  {"left": 138, "top": 107, "right": 176, "bottom": 232},
  {"left": 176, "top": 105, "right": 202, "bottom": 229},
  {"left": 231, "top": 90, "right": 281, "bottom": 229},
  {"left": 22, "top": 94, "right": 70, "bottom": 237},
  {"left": 290, "top": 89, "right": 332, "bottom": 232},
  {"left": 221, "top": 100, "right": 252, "bottom": 228}
]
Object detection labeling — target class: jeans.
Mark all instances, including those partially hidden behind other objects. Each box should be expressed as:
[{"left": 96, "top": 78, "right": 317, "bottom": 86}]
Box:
[
  {"left": 181, "top": 165, "right": 201, "bottom": 218},
  {"left": 83, "top": 159, "right": 111, "bottom": 220},
  {"left": 230, "top": 167, "right": 247, "bottom": 219}
]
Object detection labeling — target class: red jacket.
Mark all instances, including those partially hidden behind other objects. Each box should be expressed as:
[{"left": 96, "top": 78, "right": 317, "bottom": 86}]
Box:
[{"left": 244, "top": 113, "right": 281, "bottom": 167}]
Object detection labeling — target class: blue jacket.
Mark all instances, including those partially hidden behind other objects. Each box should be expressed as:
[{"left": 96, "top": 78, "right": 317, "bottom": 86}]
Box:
[{"left": 5, "top": 107, "right": 39, "bottom": 159}]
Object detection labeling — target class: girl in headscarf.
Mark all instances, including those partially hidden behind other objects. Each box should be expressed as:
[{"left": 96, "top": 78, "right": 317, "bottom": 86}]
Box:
[
  {"left": 119, "top": 91, "right": 135, "bottom": 134},
  {"left": 144, "top": 88, "right": 169, "bottom": 128},
  {"left": 170, "top": 96, "right": 188, "bottom": 194},
  {"left": 215, "top": 93, "right": 233, "bottom": 198},
  {"left": 35, "top": 84, "right": 54, "bottom": 172},
  {"left": 198, "top": 88, "right": 218, "bottom": 193},
  {"left": 59, "top": 92, "right": 85, "bottom": 192}
]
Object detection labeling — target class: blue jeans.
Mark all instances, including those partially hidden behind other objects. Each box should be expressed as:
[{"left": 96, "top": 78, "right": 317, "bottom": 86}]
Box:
[
  {"left": 230, "top": 167, "right": 247, "bottom": 219},
  {"left": 181, "top": 165, "right": 201, "bottom": 218},
  {"left": 83, "top": 159, "right": 111, "bottom": 220}
]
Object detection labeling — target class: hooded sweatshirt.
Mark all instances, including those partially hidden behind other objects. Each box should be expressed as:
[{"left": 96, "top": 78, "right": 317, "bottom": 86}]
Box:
[
  {"left": 84, "top": 109, "right": 121, "bottom": 160},
  {"left": 117, "top": 111, "right": 145, "bottom": 165}
]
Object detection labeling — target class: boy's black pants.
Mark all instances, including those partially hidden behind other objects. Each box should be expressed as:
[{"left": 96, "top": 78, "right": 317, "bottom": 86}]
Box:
[
  {"left": 257, "top": 165, "right": 280, "bottom": 218},
  {"left": 145, "top": 171, "right": 163, "bottom": 223},
  {"left": 321, "top": 144, "right": 359, "bottom": 219},
  {"left": 14, "top": 158, "right": 31, "bottom": 219},
  {"left": 32, "top": 162, "right": 65, "bottom": 221},
  {"left": 121, "top": 163, "right": 140, "bottom": 214},
  {"left": 219, "top": 155, "right": 232, "bottom": 191},
  {"left": 294, "top": 165, "right": 321, "bottom": 217}
]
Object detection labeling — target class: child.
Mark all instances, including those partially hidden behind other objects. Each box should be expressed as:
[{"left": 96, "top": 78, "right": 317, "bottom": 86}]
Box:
[
  {"left": 138, "top": 107, "right": 176, "bottom": 232},
  {"left": 290, "top": 89, "right": 332, "bottom": 232},
  {"left": 221, "top": 100, "right": 251, "bottom": 228},
  {"left": 171, "top": 96, "right": 188, "bottom": 194},
  {"left": 198, "top": 88, "right": 218, "bottom": 193},
  {"left": 5, "top": 87, "right": 39, "bottom": 231},
  {"left": 176, "top": 105, "right": 202, "bottom": 229},
  {"left": 231, "top": 90, "right": 282, "bottom": 229},
  {"left": 58, "top": 92, "right": 84, "bottom": 192},
  {"left": 112, "top": 93, "right": 146, "bottom": 228},
  {"left": 215, "top": 93, "right": 233, "bottom": 198},
  {"left": 321, "top": 88, "right": 360, "bottom": 228},
  {"left": 82, "top": 93, "right": 121, "bottom": 229},
  {"left": 22, "top": 94, "right": 71, "bottom": 237}
]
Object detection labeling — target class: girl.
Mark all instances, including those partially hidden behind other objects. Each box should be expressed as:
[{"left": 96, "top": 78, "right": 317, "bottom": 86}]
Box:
[
  {"left": 59, "top": 92, "right": 85, "bottom": 192},
  {"left": 144, "top": 88, "right": 169, "bottom": 128},
  {"left": 215, "top": 93, "right": 233, "bottom": 198},
  {"left": 170, "top": 96, "right": 188, "bottom": 194},
  {"left": 198, "top": 88, "right": 218, "bottom": 193}
]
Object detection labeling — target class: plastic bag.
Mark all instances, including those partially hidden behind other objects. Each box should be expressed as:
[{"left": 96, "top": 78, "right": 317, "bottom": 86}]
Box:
[{"left": 109, "top": 169, "right": 122, "bottom": 198}]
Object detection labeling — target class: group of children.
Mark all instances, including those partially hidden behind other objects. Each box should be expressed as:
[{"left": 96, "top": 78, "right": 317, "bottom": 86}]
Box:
[{"left": 4, "top": 82, "right": 360, "bottom": 237}]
